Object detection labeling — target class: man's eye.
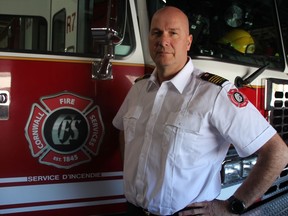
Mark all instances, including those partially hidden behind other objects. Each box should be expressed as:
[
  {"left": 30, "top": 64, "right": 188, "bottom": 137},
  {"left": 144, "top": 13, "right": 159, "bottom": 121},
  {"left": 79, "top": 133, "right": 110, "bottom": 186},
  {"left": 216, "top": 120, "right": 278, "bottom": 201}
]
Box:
[{"left": 152, "top": 31, "right": 161, "bottom": 36}]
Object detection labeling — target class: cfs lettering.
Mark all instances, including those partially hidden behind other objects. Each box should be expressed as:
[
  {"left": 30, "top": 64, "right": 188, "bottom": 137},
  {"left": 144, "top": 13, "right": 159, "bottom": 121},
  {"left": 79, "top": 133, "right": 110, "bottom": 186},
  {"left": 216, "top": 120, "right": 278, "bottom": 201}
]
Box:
[{"left": 52, "top": 114, "right": 81, "bottom": 145}]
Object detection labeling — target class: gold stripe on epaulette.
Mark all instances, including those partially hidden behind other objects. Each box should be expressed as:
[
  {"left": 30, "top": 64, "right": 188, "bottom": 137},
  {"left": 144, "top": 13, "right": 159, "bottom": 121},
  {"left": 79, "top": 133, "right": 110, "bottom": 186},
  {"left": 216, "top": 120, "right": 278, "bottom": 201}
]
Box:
[{"left": 200, "top": 72, "right": 228, "bottom": 86}]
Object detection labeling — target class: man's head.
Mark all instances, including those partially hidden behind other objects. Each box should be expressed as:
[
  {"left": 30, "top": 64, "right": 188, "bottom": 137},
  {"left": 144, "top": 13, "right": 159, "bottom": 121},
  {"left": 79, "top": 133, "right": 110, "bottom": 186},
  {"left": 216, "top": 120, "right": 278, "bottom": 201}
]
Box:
[{"left": 149, "top": 6, "right": 192, "bottom": 77}]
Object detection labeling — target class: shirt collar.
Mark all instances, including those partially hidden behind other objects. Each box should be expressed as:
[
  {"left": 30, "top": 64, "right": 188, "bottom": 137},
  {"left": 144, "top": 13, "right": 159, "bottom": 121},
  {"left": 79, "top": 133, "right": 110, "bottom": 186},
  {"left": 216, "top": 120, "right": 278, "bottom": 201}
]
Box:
[{"left": 147, "top": 57, "right": 194, "bottom": 94}]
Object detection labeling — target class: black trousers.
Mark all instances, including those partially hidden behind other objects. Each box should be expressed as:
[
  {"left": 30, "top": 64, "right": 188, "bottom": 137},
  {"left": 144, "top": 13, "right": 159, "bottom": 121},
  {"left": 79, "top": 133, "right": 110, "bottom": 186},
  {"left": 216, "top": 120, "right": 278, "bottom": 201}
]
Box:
[{"left": 126, "top": 202, "right": 181, "bottom": 216}]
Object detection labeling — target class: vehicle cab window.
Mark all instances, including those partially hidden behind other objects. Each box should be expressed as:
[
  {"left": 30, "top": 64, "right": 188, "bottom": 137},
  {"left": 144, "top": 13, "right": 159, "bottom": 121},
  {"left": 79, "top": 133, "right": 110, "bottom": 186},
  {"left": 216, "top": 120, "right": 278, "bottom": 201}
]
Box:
[
  {"left": 0, "top": 0, "right": 134, "bottom": 60},
  {"left": 278, "top": 0, "right": 288, "bottom": 65},
  {"left": 148, "top": 0, "right": 285, "bottom": 71}
]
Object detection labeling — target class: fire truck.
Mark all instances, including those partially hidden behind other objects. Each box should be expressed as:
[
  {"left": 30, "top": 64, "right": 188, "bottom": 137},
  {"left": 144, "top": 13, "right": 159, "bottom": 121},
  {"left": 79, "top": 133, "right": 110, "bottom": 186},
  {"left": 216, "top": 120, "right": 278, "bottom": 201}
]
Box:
[{"left": 0, "top": 0, "right": 288, "bottom": 215}]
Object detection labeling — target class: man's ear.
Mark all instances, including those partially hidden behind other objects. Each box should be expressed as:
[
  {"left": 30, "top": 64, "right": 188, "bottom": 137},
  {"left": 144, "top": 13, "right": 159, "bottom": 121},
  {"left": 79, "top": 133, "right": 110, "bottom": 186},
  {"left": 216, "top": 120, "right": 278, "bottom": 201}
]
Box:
[{"left": 187, "top": 34, "right": 193, "bottom": 50}]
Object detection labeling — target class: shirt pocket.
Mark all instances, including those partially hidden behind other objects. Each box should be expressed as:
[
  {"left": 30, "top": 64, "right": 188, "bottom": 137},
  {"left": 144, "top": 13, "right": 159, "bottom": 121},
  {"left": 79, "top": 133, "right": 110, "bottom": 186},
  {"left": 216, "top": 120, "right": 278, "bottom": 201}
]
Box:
[
  {"left": 163, "top": 112, "right": 203, "bottom": 169},
  {"left": 123, "top": 106, "right": 142, "bottom": 144}
]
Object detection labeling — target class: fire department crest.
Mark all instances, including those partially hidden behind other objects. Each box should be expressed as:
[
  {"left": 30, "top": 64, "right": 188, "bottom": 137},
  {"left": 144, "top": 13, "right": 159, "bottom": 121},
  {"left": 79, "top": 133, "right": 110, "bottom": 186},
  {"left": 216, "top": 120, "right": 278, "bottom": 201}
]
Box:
[
  {"left": 25, "top": 92, "right": 104, "bottom": 169},
  {"left": 227, "top": 89, "right": 249, "bottom": 108}
]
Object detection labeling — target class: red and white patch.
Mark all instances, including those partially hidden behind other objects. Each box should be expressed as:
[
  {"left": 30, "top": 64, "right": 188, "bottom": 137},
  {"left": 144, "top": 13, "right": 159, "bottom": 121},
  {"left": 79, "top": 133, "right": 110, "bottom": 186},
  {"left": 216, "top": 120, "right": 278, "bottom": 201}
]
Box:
[{"left": 227, "top": 89, "right": 248, "bottom": 108}]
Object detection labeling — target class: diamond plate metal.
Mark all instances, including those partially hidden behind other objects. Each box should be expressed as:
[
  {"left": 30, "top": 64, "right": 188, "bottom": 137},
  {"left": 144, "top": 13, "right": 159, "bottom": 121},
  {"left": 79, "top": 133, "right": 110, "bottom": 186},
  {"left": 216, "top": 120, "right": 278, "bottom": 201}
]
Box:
[{"left": 242, "top": 193, "right": 288, "bottom": 216}]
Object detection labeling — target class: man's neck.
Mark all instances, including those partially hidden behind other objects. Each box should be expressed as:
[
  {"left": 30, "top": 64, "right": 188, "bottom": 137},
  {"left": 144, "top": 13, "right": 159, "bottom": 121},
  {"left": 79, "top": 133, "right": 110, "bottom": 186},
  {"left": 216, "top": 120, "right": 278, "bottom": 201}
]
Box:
[{"left": 156, "top": 57, "right": 189, "bottom": 84}]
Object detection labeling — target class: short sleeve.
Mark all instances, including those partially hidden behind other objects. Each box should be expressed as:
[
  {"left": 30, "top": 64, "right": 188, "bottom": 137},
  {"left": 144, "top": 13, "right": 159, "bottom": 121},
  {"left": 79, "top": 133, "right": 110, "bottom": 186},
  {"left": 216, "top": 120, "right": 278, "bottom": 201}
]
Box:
[{"left": 211, "top": 83, "right": 276, "bottom": 157}]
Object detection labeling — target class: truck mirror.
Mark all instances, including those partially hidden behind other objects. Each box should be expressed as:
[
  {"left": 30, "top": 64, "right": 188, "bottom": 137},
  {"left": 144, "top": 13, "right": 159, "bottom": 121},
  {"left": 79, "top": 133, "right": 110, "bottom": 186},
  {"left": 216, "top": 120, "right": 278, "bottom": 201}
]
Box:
[{"left": 91, "top": 0, "right": 127, "bottom": 80}]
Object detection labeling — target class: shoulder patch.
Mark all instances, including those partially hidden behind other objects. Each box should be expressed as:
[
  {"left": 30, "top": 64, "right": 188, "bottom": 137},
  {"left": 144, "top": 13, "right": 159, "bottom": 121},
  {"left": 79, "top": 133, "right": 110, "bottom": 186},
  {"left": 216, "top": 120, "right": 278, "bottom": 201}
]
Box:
[
  {"left": 200, "top": 72, "right": 228, "bottom": 86},
  {"left": 228, "top": 89, "right": 248, "bottom": 108},
  {"left": 135, "top": 74, "right": 151, "bottom": 83}
]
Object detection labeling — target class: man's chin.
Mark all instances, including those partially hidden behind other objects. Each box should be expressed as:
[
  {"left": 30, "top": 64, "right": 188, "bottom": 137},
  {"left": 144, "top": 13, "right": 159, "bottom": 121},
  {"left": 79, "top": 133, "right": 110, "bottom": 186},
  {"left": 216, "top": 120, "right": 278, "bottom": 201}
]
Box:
[{"left": 154, "top": 57, "right": 174, "bottom": 66}]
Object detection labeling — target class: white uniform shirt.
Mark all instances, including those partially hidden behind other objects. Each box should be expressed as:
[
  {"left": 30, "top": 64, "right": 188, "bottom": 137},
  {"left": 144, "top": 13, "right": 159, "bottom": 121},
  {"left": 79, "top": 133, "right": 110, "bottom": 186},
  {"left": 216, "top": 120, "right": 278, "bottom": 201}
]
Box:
[{"left": 112, "top": 58, "right": 276, "bottom": 215}]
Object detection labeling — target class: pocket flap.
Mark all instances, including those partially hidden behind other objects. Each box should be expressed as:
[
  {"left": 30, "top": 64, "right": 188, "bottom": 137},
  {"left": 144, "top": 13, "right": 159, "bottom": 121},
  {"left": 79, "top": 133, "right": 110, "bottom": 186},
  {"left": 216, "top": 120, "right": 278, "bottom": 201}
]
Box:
[{"left": 166, "top": 112, "right": 202, "bottom": 133}]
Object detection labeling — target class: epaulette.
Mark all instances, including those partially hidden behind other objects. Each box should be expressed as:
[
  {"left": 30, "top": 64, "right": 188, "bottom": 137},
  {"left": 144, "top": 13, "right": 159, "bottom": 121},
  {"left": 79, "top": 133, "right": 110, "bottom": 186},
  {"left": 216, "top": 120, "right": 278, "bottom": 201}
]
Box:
[
  {"left": 200, "top": 72, "right": 228, "bottom": 86},
  {"left": 134, "top": 74, "right": 151, "bottom": 83}
]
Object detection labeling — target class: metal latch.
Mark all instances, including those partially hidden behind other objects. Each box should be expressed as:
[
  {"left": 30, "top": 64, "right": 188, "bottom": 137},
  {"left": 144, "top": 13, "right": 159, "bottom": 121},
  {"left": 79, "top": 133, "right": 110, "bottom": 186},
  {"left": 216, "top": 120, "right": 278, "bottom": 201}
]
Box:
[
  {"left": 0, "top": 92, "right": 8, "bottom": 103},
  {"left": 0, "top": 72, "right": 11, "bottom": 120},
  {"left": 0, "top": 90, "right": 10, "bottom": 120}
]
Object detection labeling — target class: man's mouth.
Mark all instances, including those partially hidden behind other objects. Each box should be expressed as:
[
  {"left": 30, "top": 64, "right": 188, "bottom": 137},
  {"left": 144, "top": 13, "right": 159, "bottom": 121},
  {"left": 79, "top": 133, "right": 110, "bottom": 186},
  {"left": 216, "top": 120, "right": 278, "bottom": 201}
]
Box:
[{"left": 156, "top": 51, "right": 171, "bottom": 55}]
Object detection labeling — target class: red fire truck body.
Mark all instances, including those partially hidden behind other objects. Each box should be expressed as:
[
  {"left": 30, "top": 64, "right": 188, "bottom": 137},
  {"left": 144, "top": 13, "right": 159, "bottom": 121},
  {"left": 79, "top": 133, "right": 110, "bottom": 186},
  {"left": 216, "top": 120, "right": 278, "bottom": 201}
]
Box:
[{"left": 0, "top": 0, "right": 288, "bottom": 215}]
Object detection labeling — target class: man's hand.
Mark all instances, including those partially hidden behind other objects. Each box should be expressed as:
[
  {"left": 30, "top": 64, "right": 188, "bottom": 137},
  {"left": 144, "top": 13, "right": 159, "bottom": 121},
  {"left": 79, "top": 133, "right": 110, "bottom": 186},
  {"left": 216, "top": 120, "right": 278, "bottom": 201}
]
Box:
[{"left": 178, "top": 200, "right": 239, "bottom": 216}]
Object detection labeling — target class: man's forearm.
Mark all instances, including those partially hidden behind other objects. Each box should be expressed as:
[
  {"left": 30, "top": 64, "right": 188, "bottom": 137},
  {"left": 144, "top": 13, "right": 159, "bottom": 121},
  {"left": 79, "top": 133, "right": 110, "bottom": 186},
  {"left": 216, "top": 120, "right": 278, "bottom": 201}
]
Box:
[{"left": 233, "top": 133, "right": 288, "bottom": 207}]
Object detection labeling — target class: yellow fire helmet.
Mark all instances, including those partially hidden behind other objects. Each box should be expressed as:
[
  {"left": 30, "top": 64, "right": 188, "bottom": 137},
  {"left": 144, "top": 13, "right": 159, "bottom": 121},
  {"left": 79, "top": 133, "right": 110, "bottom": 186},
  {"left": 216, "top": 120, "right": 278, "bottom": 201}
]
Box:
[{"left": 218, "top": 29, "right": 255, "bottom": 54}]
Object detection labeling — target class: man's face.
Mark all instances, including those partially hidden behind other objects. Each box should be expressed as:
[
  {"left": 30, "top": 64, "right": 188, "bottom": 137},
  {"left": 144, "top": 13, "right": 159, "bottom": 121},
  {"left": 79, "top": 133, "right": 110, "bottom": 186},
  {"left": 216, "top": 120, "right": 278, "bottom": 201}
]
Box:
[{"left": 149, "top": 8, "right": 192, "bottom": 70}]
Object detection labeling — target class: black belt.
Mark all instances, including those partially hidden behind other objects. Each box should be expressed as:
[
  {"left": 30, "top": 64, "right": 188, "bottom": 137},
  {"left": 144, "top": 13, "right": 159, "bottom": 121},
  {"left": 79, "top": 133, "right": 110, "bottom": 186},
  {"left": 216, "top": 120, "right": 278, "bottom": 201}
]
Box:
[{"left": 127, "top": 202, "right": 192, "bottom": 216}]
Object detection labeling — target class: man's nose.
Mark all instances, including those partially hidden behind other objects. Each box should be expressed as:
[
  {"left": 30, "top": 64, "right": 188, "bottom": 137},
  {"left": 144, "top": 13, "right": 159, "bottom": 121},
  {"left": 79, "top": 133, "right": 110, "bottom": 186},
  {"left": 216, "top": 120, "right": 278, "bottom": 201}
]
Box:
[{"left": 158, "top": 34, "right": 170, "bottom": 47}]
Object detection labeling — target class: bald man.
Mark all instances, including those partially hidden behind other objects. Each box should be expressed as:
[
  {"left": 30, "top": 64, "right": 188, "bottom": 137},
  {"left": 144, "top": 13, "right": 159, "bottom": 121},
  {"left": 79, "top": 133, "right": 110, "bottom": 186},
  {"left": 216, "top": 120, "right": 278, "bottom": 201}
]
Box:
[{"left": 113, "top": 6, "right": 288, "bottom": 216}]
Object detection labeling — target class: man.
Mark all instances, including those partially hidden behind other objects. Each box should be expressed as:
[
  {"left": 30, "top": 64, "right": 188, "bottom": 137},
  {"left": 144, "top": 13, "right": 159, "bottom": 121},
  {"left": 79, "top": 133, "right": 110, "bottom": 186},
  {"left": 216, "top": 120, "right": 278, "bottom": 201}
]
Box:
[{"left": 112, "top": 6, "right": 288, "bottom": 216}]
